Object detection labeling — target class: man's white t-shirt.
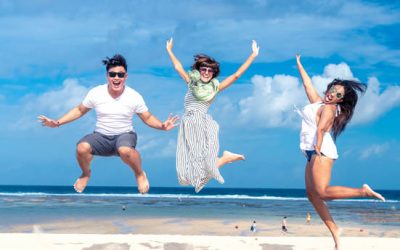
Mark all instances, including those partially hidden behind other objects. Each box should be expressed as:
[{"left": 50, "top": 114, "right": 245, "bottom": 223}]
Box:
[{"left": 82, "top": 84, "right": 148, "bottom": 136}]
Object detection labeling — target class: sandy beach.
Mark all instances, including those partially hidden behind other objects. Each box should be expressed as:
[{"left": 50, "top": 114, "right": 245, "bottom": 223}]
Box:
[
  {"left": 1, "top": 186, "right": 398, "bottom": 249},
  {"left": 0, "top": 233, "right": 399, "bottom": 250},
  {"left": 1, "top": 217, "right": 399, "bottom": 250}
]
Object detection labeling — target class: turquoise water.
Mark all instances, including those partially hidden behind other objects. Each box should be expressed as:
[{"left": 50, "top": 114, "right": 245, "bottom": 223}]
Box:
[{"left": 0, "top": 185, "right": 398, "bottom": 230}]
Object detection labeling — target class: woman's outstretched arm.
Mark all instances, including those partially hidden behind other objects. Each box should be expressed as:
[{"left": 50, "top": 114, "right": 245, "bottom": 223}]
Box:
[
  {"left": 296, "top": 54, "right": 322, "bottom": 103},
  {"left": 166, "top": 38, "right": 190, "bottom": 84},
  {"left": 219, "top": 40, "right": 259, "bottom": 92}
]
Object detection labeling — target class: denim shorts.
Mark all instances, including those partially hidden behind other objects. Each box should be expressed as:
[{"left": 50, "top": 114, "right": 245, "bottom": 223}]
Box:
[
  {"left": 303, "top": 150, "right": 326, "bottom": 162},
  {"left": 78, "top": 131, "right": 137, "bottom": 156}
]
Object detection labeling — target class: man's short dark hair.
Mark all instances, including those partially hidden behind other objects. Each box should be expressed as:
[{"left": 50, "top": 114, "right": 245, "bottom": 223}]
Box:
[{"left": 102, "top": 54, "right": 127, "bottom": 71}]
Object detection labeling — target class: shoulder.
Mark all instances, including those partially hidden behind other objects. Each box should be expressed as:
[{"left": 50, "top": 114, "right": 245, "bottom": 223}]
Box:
[
  {"left": 320, "top": 104, "right": 337, "bottom": 116},
  {"left": 89, "top": 84, "right": 107, "bottom": 93},
  {"left": 123, "top": 86, "right": 146, "bottom": 104},
  {"left": 85, "top": 84, "right": 107, "bottom": 98},
  {"left": 124, "top": 86, "right": 143, "bottom": 97},
  {"left": 323, "top": 104, "right": 337, "bottom": 111}
]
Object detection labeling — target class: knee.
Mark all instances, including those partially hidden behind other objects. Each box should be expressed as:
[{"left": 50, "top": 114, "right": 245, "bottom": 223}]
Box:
[
  {"left": 118, "top": 147, "right": 134, "bottom": 159},
  {"left": 77, "top": 142, "right": 92, "bottom": 156},
  {"left": 315, "top": 189, "right": 329, "bottom": 200},
  {"left": 306, "top": 190, "right": 316, "bottom": 202}
]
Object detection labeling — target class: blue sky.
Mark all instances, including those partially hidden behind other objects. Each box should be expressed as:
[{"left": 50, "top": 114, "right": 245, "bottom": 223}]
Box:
[{"left": 0, "top": 0, "right": 399, "bottom": 190}]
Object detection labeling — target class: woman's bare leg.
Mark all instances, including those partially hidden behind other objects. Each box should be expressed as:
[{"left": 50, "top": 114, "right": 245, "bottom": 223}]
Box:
[
  {"left": 216, "top": 150, "right": 245, "bottom": 168},
  {"left": 307, "top": 156, "right": 341, "bottom": 249},
  {"left": 311, "top": 156, "right": 385, "bottom": 201}
]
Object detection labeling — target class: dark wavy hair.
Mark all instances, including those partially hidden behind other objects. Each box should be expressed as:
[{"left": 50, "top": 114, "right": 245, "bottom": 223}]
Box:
[
  {"left": 102, "top": 54, "right": 127, "bottom": 71},
  {"left": 326, "top": 79, "right": 367, "bottom": 139},
  {"left": 191, "top": 54, "right": 220, "bottom": 78}
]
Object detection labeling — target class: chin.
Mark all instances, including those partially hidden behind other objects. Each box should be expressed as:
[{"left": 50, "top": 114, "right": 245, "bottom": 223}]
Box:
[{"left": 200, "top": 77, "right": 212, "bottom": 83}]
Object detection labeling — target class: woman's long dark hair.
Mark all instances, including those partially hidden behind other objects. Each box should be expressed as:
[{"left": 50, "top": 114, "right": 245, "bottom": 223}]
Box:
[
  {"left": 191, "top": 54, "right": 220, "bottom": 78},
  {"left": 327, "top": 79, "right": 367, "bottom": 140}
]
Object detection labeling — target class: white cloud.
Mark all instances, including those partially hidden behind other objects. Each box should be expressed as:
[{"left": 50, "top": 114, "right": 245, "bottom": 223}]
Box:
[
  {"left": 360, "top": 143, "right": 389, "bottom": 159},
  {"left": 238, "top": 63, "right": 400, "bottom": 128},
  {"left": 238, "top": 74, "right": 305, "bottom": 128},
  {"left": 354, "top": 77, "right": 400, "bottom": 124},
  {"left": 1, "top": 1, "right": 400, "bottom": 78},
  {"left": 11, "top": 79, "right": 88, "bottom": 130},
  {"left": 29, "top": 79, "right": 88, "bottom": 114},
  {"left": 311, "top": 63, "right": 358, "bottom": 94},
  {"left": 138, "top": 137, "right": 177, "bottom": 159}
]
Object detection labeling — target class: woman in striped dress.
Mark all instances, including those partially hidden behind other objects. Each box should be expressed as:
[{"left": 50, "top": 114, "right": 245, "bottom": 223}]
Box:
[{"left": 166, "top": 38, "right": 259, "bottom": 192}]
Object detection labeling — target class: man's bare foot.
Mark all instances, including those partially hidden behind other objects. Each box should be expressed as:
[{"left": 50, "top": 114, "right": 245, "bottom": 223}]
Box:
[
  {"left": 223, "top": 150, "right": 245, "bottom": 163},
  {"left": 73, "top": 175, "right": 90, "bottom": 193},
  {"left": 363, "top": 184, "right": 385, "bottom": 201},
  {"left": 137, "top": 171, "right": 150, "bottom": 194}
]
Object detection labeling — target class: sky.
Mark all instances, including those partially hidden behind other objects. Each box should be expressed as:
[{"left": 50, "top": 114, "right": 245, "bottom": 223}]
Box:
[{"left": 0, "top": 0, "right": 399, "bottom": 190}]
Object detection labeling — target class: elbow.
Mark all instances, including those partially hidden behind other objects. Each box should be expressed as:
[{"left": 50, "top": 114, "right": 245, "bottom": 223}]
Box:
[{"left": 316, "top": 128, "right": 327, "bottom": 135}]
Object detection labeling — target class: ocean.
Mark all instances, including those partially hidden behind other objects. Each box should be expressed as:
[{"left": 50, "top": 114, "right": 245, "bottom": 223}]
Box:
[{"left": 0, "top": 185, "right": 399, "bottom": 231}]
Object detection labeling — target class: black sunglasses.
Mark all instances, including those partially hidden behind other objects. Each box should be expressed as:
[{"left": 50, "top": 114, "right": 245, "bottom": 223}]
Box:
[
  {"left": 108, "top": 72, "right": 126, "bottom": 78},
  {"left": 328, "top": 86, "right": 344, "bottom": 99}
]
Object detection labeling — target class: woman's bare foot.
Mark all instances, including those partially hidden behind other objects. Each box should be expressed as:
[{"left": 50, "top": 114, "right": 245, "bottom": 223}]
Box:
[
  {"left": 363, "top": 184, "right": 385, "bottom": 201},
  {"left": 136, "top": 171, "right": 150, "bottom": 194},
  {"left": 333, "top": 227, "right": 342, "bottom": 250},
  {"left": 73, "top": 174, "right": 90, "bottom": 193},
  {"left": 222, "top": 150, "right": 245, "bottom": 163}
]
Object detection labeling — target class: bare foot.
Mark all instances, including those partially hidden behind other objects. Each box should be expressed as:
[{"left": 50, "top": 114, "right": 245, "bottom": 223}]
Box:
[
  {"left": 73, "top": 175, "right": 90, "bottom": 193},
  {"left": 363, "top": 184, "right": 385, "bottom": 201},
  {"left": 333, "top": 227, "right": 342, "bottom": 250},
  {"left": 223, "top": 150, "right": 245, "bottom": 163},
  {"left": 137, "top": 171, "right": 150, "bottom": 194}
]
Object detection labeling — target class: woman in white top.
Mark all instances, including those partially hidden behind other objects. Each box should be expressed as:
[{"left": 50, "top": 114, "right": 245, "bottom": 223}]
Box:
[{"left": 296, "top": 54, "right": 385, "bottom": 250}]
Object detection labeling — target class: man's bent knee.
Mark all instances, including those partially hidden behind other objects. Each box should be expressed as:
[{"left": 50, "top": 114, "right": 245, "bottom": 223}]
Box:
[
  {"left": 77, "top": 142, "right": 92, "bottom": 156},
  {"left": 118, "top": 146, "right": 136, "bottom": 159}
]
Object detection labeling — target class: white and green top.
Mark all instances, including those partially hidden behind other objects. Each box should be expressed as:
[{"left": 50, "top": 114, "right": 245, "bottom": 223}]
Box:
[{"left": 188, "top": 69, "right": 219, "bottom": 102}]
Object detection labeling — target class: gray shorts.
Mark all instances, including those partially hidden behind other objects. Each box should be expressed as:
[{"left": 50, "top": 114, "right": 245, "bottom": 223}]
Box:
[{"left": 78, "top": 131, "right": 137, "bottom": 156}]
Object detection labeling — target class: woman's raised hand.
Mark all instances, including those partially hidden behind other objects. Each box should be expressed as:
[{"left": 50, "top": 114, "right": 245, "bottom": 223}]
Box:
[
  {"left": 296, "top": 54, "right": 301, "bottom": 62},
  {"left": 251, "top": 40, "right": 260, "bottom": 57},
  {"left": 166, "top": 37, "right": 174, "bottom": 52}
]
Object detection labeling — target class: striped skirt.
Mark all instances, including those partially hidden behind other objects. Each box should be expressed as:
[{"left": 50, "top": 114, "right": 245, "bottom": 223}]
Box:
[{"left": 176, "top": 110, "right": 224, "bottom": 192}]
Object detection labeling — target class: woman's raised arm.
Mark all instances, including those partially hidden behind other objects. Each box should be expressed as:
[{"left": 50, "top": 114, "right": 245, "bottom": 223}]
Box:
[
  {"left": 219, "top": 40, "right": 259, "bottom": 92},
  {"left": 166, "top": 38, "right": 190, "bottom": 84},
  {"left": 296, "top": 54, "right": 322, "bottom": 103}
]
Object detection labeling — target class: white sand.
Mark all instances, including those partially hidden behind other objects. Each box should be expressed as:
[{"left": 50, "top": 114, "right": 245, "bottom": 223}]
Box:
[{"left": 0, "top": 233, "right": 399, "bottom": 250}]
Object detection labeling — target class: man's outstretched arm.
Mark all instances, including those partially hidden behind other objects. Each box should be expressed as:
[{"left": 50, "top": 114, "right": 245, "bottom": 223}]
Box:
[
  {"left": 38, "top": 104, "right": 91, "bottom": 128},
  {"left": 138, "top": 111, "right": 179, "bottom": 131}
]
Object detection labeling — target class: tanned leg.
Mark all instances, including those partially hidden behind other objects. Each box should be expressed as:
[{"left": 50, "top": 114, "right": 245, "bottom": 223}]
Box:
[
  {"left": 118, "top": 146, "right": 149, "bottom": 194},
  {"left": 74, "top": 142, "right": 93, "bottom": 193}
]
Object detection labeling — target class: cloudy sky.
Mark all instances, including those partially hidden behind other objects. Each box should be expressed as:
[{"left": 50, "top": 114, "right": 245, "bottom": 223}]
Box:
[{"left": 1, "top": 0, "right": 399, "bottom": 190}]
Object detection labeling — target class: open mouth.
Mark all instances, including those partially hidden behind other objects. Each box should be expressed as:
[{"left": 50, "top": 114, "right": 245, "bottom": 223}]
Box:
[
  {"left": 112, "top": 81, "right": 121, "bottom": 88},
  {"left": 325, "top": 95, "right": 333, "bottom": 102}
]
